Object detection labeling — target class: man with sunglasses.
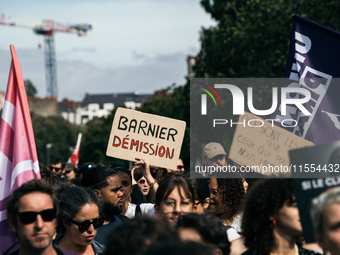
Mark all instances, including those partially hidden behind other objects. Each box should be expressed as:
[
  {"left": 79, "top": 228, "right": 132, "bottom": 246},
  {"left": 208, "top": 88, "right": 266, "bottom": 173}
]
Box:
[
  {"left": 48, "top": 158, "right": 65, "bottom": 178},
  {"left": 6, "top": 179, "right": 64, "bottom": 255}
]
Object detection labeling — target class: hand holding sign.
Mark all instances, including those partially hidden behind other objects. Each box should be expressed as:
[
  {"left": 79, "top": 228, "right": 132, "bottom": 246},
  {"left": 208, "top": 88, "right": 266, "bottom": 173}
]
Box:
[{"left": 134, "top": 157, "right": 158, "bottom": 192}]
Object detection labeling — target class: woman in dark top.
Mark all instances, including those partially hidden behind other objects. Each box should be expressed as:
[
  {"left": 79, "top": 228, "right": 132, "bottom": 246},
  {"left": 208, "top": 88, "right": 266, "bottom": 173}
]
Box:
[{"left": 241, "top": 178, "right": 321, "bottom": 255}]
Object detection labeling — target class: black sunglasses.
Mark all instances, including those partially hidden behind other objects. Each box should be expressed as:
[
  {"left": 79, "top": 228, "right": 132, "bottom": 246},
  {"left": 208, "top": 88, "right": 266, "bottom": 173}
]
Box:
[
  {"left": 49, "top": 166, "right": 62, "bottom": 172},
  {"left": 70, "top": 217, "right": 104, "bottom": 232},
  {"left": 137, "top": 179, "right": 149, "bottom": 185},
  {"left": 18, "top": 208, "right": 56, "bottom": 224}
]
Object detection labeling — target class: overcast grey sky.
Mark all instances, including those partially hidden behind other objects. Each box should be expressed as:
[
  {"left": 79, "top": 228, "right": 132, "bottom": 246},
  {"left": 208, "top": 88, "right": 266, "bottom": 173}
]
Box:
[{"left": 0, "top": 0, "right": 215, "bottom": 101}]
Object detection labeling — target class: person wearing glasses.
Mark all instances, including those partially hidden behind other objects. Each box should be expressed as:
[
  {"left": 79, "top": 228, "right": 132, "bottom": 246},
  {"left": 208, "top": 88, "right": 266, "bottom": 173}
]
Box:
[
  {"left": 6, "top": 179, "right": 63, "bottom": 255},
  {"left": 48, "top": 158, "right": 66, "bottom": 178},
  {"left": 64, "top": 163, "right": 77, "bottom": 181},
  {"left": 182, "top": 173, "right": 211, "bottom": 214},
  {"left": 166, "top": 158, "right": 186, "bottom": 173},
  {"left": 155, "top": 173, "right": 195, "bottom": 224},
  {"left": 114, "top": 166, "right": 155, "bottom": 219},
  {"left": 134, "top": 168, "right": 155, "bottom": 203},
  {"left": 132, "top": 158, "right": 158, "bottom": 203},
  {"left": 54, "top": 184, "right": 104, "bottom": 255}
]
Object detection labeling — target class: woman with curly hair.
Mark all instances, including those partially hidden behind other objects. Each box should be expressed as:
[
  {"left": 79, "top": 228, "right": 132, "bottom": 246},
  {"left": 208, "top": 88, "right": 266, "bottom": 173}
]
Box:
[
  {"left": 209, "top": 177, "right": 245, "bottom": 241},
  {"left": 241, "top": 178, "right": 321, "bottom": 255}
]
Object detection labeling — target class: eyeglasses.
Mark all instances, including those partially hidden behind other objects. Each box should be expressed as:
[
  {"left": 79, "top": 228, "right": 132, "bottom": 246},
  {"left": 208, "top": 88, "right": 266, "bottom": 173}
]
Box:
[
  {"left": 70, "top": 217, "right": 105, "bottom": 232},
  {"left": 65, "top": 169, "right": 73, "bottom": 174},
  {"left": 137, "top": 179, "right": 149, "bottom": 185},
  {"left": 177, "top": 165, "right": 185, "bottom": 170},
  {"left": 163, "top": 199, "right": 192, "bottom": 212},
  {"left": 18, "top": 209, "right": 56, "bottom": 224},
  {"left": 49, "top": 166, "right": 62, "bottom": 172}
]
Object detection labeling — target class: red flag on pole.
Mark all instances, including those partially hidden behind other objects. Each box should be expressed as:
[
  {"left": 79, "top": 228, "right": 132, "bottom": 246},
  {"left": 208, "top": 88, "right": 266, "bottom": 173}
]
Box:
[
  {"left": 0, "top": 45, "right": 40, "bottom": 254},
  {"left": 68, "top": 133, "right": 82, "bottom": 167}
]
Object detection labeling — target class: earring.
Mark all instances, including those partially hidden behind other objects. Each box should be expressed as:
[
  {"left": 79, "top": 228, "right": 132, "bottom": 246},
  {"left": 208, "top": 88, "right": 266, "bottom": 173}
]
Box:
[{"left": 270, "top": 219, "right": 276, "bottom": 228}]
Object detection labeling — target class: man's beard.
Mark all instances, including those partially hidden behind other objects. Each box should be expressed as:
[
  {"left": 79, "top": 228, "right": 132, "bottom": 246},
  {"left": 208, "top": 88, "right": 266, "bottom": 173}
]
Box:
[{"left": 102, "top": 201, "right": 122, "bottom": 217}]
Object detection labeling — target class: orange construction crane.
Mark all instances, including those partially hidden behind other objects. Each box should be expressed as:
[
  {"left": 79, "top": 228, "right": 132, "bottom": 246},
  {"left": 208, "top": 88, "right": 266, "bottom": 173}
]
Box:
[{"left": 0, "top": 13, "right": 92, "bottom": 98}]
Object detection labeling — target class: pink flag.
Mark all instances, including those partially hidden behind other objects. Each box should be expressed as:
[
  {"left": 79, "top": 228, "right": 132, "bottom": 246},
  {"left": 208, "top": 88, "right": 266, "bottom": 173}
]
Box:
[
  {"left": 68, "top": 133, "right": 82, "bottom": 167},
  {"left": 0, "top": 45, "right": 40, "bottom": 254}
]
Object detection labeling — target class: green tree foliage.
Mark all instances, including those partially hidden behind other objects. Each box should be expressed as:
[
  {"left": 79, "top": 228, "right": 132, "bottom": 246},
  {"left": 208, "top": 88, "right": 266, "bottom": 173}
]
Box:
[
  {"left": 32, "top": 115, "right": 84, "bottom": 166},
  {"left": 24, "top": 80, "right": 37, "bottom": 98},
  {"left": 196, "top": 0, "right": 340, "bottom": 78},
  {"left": 191, "top": 0, "right": 340, "bottom": 152},
  {"left": 138, "top": 83, "right": 190, "bottom": 166},
  {"left": 80, "top": 110, "right": 129, "bottom": 168}
]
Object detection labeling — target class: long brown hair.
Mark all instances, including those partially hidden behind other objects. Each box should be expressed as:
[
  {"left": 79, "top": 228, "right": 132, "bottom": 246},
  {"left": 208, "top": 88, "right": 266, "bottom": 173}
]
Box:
[{"left": 155, "top": 173, "right": 195, "bottom": 206}]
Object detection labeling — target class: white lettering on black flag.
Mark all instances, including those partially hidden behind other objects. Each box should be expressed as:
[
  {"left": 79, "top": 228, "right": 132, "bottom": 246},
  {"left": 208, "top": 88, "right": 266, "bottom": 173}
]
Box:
[{"left": 274, "top": 14, "right": 340, "bottom": 144}]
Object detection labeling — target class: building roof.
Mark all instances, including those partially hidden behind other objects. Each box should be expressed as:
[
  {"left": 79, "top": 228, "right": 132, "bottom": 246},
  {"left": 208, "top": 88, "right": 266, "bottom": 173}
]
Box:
[
  {"left": 80, "top": 92, "right": 152, "bottom": 109},
  {"left": 58, "top": 101, "right": 74, "bottom": 114}
]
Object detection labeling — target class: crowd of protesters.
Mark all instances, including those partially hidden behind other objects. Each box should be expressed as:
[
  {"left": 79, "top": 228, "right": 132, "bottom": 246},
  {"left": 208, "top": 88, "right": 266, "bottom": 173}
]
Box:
[{"left": 4, "top": 142, "right": 340, "bottom": 255}]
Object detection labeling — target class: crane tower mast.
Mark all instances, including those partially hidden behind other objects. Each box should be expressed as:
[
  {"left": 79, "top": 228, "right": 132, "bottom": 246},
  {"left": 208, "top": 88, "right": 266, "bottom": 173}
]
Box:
[{"left": 0, "top": 14, "right": 92, "bottom": 99}]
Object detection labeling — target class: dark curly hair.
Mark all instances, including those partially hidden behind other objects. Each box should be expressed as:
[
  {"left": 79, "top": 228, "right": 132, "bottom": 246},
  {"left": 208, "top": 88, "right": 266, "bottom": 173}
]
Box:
[
  {"left": 56, "top": 183, "right": 101, "bottom": 234},
  {"left": 213, "top": 178, "right": 245, "bottom": 223},
  {"left": 241, "top": 178, "right": 295, "bottom": 255},
  {"left": 103, "top": 216, "right": 179, "bottom": 255},
  {"left": 176, "top": 213, "right": 230, "bottom": 255}
]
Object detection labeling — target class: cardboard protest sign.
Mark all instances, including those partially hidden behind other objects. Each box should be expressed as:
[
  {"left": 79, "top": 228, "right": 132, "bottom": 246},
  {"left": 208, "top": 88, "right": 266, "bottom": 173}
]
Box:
[
  {"left": 229, "top": 112, "right": 314, "bottom": 174},
  {"left": 290, "top": 140, "right": 340, "bottom": 242},
  {"left": 106, "top": 107, "right": 186, "bottom": 169}
]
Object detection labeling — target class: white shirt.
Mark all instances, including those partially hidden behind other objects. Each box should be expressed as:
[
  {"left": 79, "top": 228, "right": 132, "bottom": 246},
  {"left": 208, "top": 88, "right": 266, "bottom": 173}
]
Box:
[
  {"left": 125, "top": 202, "right": 155, "bottom": 219},
  {"left": 223, "top": 222, "right": 242, "bottom": 242},
  {"left": 227, "top": 227, "right": 242, "bottom": 242}
]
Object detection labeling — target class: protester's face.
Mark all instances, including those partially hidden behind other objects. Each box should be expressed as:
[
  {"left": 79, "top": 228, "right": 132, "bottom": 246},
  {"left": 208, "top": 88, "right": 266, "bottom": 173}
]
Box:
[
  {"left": 12, "top": 192, "right": 56, "bottom": 251},
  {"left": 209, "top": 178, "right": 220, "bottom": 214},
  {"left": 193, "top": 198, "right": 210, "bottom": 214},
  {"left": 317, "top": 203, "right": 340, "bottom": 255},
  {"left": 137, "top": 176, "right": 150, "bottom": 197},
  {"left": 176, "top": 159, "right": 185, "bottom": 172},
  {"left": 118, "top": 172, "right": 132, "bottom": 202},
  {"left": 275, "top": 199, "right": 302, "bottom": 236},
  {"left": 98, "top": 175, "right": 124, "bottom": 214},
  {"left": 65, "top": 169, "right": 76, "bottom": 180},
  {"left": 66, "top": 203, "right": 99, "bottom": 247},
  {"left": 178, "top": 227, "right": 203, "bottom": 243},
  {"left": 155, "top": 186, "right": 193, "bottom": 224},
  {"left": 49, "top": 162, "right": 63, "bottom": 176},
  {"left": 204, "top": 155, "right": 226, "bottom": 167}
]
